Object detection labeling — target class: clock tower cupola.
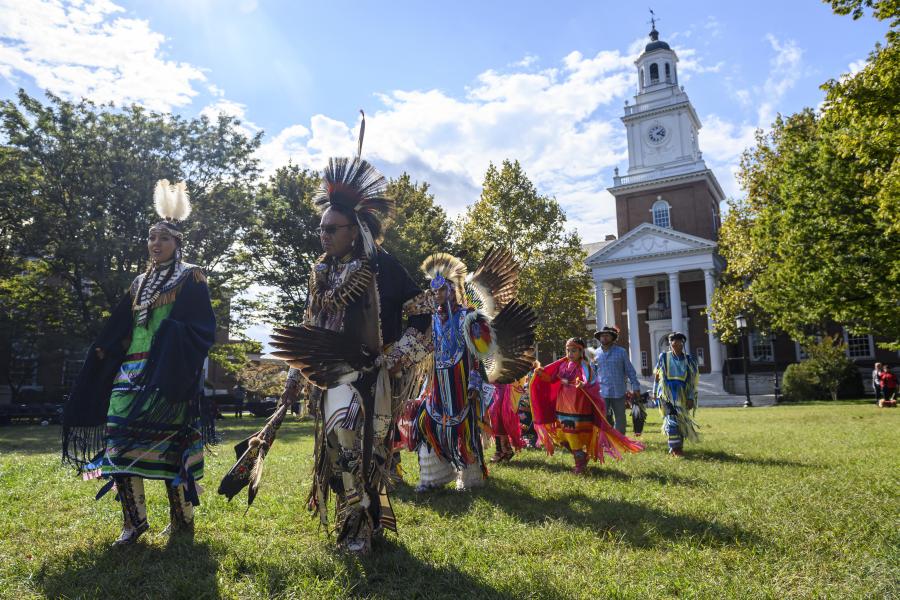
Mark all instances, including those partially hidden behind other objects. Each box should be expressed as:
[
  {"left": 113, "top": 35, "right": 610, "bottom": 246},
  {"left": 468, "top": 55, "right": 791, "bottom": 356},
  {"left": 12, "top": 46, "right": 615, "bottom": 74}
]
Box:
[{"left": 618, "top": 24, "right": 707, "bottom": 180}]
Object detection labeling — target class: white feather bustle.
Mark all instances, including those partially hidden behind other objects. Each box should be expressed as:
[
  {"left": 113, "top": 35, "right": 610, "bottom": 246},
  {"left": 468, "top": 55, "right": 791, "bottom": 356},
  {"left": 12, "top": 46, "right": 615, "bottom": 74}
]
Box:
[{"left": 153, "top": 179, "right": 191, "bottom": 222}]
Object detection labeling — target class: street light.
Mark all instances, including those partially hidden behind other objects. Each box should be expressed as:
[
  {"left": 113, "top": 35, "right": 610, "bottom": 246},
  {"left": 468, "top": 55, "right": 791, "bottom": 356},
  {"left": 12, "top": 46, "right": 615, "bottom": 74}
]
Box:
[{"left": 735, "top": 314, "right": 753, "bottom": 407}]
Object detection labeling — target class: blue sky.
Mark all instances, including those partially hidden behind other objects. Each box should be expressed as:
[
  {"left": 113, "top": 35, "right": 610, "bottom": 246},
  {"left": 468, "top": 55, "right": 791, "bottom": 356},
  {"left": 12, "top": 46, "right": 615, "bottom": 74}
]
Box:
[{"left": 0, "top": 0, "right": 889, "bottom": 244}]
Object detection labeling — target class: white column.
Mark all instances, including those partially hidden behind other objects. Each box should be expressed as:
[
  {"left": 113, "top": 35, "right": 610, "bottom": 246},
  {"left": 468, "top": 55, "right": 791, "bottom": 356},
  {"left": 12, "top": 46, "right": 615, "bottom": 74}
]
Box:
[
  {"left": 594, "top": 280, "right": 606, "bottom": 330},
  {"left": 704, "top": 269, "right": 724, "bottom": 373},
  {"left": 668, "top": 271, "right": 683, "bottom": 332},
  {"left": 602, "top": 282, "right": 615, "bottom": 327},
  {"left": 625, "top": 277, "right": 642, "bottom": 374}
]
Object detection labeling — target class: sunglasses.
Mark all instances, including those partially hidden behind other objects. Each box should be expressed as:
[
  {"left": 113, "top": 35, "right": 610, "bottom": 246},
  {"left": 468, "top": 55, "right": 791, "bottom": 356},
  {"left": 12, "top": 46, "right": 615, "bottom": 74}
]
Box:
[{"left": 317, "top": 224, "right": 355, "bottom": 236}]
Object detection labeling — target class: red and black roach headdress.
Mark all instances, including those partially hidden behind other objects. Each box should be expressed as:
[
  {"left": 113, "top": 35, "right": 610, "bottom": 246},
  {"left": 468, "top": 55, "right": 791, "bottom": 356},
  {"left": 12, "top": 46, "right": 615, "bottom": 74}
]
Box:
[{"left": 312, "top": 111, "right": 394, "bottom": 258}]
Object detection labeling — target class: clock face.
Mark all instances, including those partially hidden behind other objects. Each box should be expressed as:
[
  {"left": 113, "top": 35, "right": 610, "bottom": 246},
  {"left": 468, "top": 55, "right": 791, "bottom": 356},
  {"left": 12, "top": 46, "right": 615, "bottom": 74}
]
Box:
[{"left": 648, "top": 124, "right": 667, "bottom": 144}]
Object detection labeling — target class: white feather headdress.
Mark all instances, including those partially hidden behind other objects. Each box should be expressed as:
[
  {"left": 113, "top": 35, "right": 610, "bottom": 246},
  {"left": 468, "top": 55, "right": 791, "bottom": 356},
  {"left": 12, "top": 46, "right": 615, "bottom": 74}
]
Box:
[{"left": 153, "top": 179, "right": 191, "bottom": 222}]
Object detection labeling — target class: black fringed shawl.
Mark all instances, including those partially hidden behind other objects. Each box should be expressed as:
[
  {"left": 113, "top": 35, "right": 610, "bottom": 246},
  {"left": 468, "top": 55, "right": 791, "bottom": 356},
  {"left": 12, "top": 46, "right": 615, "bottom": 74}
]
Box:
[{"left": 62, "top": 270, "right": 217, "bottom": 472}]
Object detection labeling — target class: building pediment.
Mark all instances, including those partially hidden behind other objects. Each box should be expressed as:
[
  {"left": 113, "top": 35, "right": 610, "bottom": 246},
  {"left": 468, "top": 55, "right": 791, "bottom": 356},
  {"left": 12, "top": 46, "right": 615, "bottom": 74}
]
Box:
[{"left": 586, "top": 223, "right": 716, "bottom": 266}]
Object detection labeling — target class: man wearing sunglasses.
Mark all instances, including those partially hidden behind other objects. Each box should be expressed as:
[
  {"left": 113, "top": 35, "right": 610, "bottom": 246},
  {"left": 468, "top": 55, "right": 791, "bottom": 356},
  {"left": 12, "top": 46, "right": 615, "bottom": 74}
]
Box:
[{"left": 274, "top": 156, "right": 432, "bottom": 555}]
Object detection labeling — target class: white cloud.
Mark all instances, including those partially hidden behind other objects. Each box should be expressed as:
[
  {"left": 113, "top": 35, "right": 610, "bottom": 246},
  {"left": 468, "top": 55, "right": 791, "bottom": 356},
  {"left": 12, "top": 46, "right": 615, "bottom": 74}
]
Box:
[
  {"left": 0, "top": 0, "right": 206, "bottom": 111},
  {"left": 257, "top": 48, "right": 641, "bottom": 240},
  {"left": 847, "top": 58, "right": 868, "bottom": 76},
  {"left": 757, "top": 34, "right": 803, "bottom": 126},
  {"left": 511, "top": 54, "right": 539, "bottom": 68}
]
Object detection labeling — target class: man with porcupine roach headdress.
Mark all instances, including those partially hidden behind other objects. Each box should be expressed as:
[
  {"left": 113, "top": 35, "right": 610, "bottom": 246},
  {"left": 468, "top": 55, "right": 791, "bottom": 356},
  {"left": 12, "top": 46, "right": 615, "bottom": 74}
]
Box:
[
  {"left": 400, "top": 248, "right": 538, "bottom": 492},
  {"left": 228, "top": 113, "right": 432, "bottom": 555},
  {"left": 62, "top": 180, "right": 217, "bottom": 546}
]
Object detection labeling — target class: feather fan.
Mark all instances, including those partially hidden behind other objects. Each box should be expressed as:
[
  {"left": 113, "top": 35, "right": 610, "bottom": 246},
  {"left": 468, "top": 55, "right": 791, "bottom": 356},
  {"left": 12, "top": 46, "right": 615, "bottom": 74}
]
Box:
[
  {"left": 466, "top": 246, "right": 520, "bottom": 318},
  {"left": 484, "top": 300, "right": 538, "bottom": 384}
]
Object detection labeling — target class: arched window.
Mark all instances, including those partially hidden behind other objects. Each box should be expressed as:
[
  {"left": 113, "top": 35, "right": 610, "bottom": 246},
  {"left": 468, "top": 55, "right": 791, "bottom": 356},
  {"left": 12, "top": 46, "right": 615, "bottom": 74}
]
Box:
[
  {"left": 649, "top": 63, "right": 659, "bottom": 83},
  {"left": 652, "top": 200, "right": 671, "bottom": 228},
  {"left": 639, "top": 67, "right": 645, "bottom": 90},
  {"left": 665, "top": 63, "right": 671, "bottom": 81}
]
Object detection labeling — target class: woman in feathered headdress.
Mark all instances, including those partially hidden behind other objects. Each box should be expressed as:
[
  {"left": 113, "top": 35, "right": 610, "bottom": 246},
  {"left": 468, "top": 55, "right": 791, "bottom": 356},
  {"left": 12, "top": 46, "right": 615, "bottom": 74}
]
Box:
[{"left": 62, "top": 179, "right": 216, "bottom": 545}]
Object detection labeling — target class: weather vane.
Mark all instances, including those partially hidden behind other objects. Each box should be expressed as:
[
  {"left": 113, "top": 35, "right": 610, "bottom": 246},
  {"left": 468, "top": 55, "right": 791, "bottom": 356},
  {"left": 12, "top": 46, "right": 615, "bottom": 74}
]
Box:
[{"left": 649, "top": 8, "right": 659, "bottom": 30}]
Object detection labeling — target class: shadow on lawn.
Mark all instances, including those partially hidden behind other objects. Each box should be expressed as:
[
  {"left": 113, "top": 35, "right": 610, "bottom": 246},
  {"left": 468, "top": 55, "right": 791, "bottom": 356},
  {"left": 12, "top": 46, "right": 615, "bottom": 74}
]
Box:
[
  {"left": 36, "top": 537, "right": 221, "bottom": 599},
  {"left": 339, "top": 538, "right": 553, "bottom": 599},
  {"left": 502, "top": 455, "right": 703, "bottom": 487},
  {"left": 687, "top": 449, "right": 813, "bottom": 468},
  {"left": 0, "top": 419, "right": 316, "bottom": 457},
  {"left": 397, "top": 478, "right": 761, "bottom": 550}
]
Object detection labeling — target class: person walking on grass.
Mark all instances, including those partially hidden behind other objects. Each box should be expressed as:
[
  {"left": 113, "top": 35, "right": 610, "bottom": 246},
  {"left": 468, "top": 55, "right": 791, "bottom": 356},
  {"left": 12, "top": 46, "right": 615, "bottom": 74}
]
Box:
[
  {"left": 530, "top": 338, "right": 643, "bottom": 475},
  {"left": 62, "top": 180, "right": 216, "bottom": 546},
  {"left": 878, "top": 364, "right": 897, "bottom": 408},
  {"left": 592, "top": 325, "right": 641, "bottom": 436},
  {"left": 872, "top": 362, "right": 883, "bottom": 405},
  {"left": 233, "top": 384, "right": 246, "bottom": 419},
  {"left": 654, "top": 332, "right": 700, "bottom": 457}
]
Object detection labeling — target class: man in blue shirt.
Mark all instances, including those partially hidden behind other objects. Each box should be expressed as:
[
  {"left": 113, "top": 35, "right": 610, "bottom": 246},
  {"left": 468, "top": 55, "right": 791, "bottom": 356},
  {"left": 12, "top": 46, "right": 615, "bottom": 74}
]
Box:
[{"left": 592, "top": 326, "right": 641, "bottom": 435}]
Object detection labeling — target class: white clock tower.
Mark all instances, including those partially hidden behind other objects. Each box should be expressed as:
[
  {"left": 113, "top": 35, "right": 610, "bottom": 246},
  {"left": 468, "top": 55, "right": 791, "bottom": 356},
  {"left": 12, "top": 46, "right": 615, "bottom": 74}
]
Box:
[{"left": 620, "top": 24, "right": 706, "bottom": 180}]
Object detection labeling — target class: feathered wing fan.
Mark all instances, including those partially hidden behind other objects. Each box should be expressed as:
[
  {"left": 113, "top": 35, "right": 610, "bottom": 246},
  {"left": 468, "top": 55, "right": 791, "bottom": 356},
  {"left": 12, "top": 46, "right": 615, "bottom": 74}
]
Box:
[
  {"left": 483, "top": 300, "right": 538, "bottom": 384},
  {"left": 466, "top": 246, "right": 520, "bottom": 318},
  {"left": 269, "top": 325, "right": 378, "bottom": 389},
  {"left": 218, "top": 400, "right": 289, "bottom": 507},
  {"left": 421, "top": 253, "right": 468, "bottom": 305}
]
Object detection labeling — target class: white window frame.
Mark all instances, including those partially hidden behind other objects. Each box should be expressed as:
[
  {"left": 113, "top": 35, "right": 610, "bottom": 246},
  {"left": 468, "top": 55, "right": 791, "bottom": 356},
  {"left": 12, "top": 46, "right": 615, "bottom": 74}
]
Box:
[
  {"left": 749, "top": 330, "right": 775, "bottom": 363},
  {"left": 696, "top": 346, "right": 705, "bottom": 366},
  {"left": 651, "top": 200, "right": 671, "bottom": 228},
  {"left": 843, "top": 329, "right": 874, "bottom": 359}
]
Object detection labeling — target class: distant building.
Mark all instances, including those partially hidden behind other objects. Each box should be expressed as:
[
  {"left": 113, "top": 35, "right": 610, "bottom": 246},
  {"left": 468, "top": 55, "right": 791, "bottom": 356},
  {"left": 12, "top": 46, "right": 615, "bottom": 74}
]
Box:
[{"left": 583, "top": 24, "right": 893, "bottom": 396}]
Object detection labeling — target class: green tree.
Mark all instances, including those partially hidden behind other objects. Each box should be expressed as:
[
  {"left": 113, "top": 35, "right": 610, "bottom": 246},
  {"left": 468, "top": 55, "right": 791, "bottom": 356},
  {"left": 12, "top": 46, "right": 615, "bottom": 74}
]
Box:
[
  {"left": 0, "top": 90, "right": 261, "bottom": 396},
  {"left": 710, "top": 3, "right": 900, "bottom": 348},
  {"left": 382, "top": 173, "right": 454, "bottom": 284},
  {"left": 803, "top": 335, "right": 859, "bottom": 402},
  {"left": 208, "top": 340, "right": 264, "bottom": 381},
  {"left": 457, "top": 160, "right": 592, "bottom": 352},
  {"left": 239, "top": 164, "right": 321, "bottom": 326},
  {"left": 0, "top": 90, "right": 261, "bottom": 338}
]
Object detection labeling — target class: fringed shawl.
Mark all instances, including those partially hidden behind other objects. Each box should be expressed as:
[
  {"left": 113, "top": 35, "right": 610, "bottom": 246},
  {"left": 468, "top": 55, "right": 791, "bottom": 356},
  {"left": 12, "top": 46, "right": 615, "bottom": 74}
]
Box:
[
  {"left": 529, "top": 358, "right": 606, "bottom": 427},
  {"left": 62, "top": 269, "right": 217, "bottom": 472}
]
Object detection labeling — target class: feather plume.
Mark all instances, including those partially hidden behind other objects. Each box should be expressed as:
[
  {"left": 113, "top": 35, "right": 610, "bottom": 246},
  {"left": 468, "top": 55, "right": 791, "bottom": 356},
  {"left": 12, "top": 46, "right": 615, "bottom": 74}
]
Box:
[
  {"left": 172, "top": 181, "right": 192, "bottom": 221},
  {"left": 153, "top": 179, "right": 173, "bottom": 219},
  {"left": 153, "top": 179, "right": 191, "bottom": 222},
  {"left": 357, "top": 109, "right": 366, "bottom": 158},
  {"left": 313, "top": 157, "right": 393, "bottom": 241},
  {"left": 421, "top": 253, "right": 468, "bottom": 305}
]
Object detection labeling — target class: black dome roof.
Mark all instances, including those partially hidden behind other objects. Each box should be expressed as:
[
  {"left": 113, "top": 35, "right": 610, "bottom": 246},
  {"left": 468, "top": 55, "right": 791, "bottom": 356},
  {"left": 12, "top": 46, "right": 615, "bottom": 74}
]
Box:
[{"left": 645, "top": 27, "right": 670, "bottom": 52}]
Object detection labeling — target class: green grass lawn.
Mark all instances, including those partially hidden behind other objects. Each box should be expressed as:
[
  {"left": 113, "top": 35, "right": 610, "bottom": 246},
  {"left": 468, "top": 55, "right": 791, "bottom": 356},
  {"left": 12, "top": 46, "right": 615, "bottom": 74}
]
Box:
[{"left": 0, "top": 403, "right": 897, "bottom": 599}]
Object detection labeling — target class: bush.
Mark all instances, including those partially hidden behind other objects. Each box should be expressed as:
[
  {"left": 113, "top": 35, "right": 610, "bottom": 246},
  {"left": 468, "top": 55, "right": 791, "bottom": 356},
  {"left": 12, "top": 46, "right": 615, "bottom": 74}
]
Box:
[{"left": 782, "top": 362, "right": 823, "bottom": 401}]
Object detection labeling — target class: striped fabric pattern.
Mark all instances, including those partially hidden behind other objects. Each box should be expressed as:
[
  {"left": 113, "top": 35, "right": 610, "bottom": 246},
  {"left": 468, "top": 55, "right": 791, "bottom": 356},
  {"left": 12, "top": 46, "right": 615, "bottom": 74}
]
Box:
[{"left": 96, "top": 302, "right": 204, "bottom": 481}]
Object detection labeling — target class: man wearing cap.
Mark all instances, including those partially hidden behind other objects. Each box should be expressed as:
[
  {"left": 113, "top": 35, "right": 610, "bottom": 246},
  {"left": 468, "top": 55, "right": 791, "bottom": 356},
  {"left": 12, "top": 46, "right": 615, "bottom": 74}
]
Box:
[
  {"left": 592, "top": 325, "right": 640, "bottom": 436},
  {"left": 653, "top": 332, "right": 699, "bottom": 457}
]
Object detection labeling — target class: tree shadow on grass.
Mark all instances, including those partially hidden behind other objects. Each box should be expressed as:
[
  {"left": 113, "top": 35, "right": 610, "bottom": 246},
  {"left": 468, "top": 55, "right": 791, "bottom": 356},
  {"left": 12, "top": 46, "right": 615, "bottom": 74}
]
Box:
[
  {"left": 35, "top": 536, "right": 221, "bottom": 600},
  {"left": 396, "top": 478, "right": 762, "bottom": 550},
  {"left": 687, "top": 449, "right": 813, "bottom": 468},
  {"left": 0, "top": 424, "right": 62, "bottom": 455},
  {"left": 0, "top": 419, "right": 316, "bottom": 457},
  {"left": 339, "top": 538, "right": 552, "bottom": 599},
  {"left": 227, "top": 538, "right": 542, "bottom": 599},
  {"left": 500, "top": 455, "right": 703, "bottom": 487}
]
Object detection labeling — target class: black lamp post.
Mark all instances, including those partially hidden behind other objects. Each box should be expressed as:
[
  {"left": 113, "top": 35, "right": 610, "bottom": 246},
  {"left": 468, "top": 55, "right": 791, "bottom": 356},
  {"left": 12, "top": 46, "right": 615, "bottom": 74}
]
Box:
[{"left": 735, "top": 314, "right": 753, "bottom": 407}]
